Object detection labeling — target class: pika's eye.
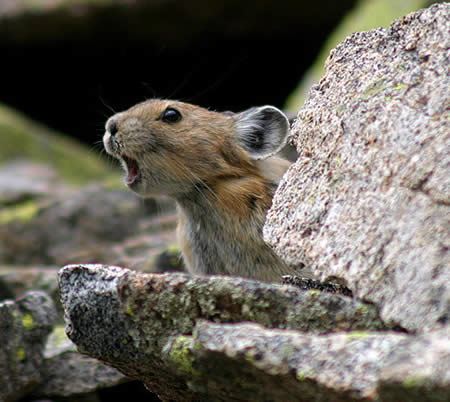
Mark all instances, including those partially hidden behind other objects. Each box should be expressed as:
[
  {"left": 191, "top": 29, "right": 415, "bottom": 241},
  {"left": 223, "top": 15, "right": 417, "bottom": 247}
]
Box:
[{"left": 161, "top": 108, "right": 182, "bottom": 123}]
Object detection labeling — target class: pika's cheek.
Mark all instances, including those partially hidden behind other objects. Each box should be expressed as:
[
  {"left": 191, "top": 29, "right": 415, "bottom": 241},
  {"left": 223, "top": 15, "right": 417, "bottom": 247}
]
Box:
[{"left": 140, "top": 155, "right": 179, "bottom": 186}]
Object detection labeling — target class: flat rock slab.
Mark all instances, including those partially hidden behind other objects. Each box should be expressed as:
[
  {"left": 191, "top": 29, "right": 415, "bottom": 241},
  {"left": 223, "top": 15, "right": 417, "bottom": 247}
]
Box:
[
  {"left": 189, "top": 322, "right": 449, "bottom": 402},
  {"left": 58, "top": 264, "right": 450, "bottom": 401},
  {"left": 264, "top": 3, "right": 449, "bottom": 333}
]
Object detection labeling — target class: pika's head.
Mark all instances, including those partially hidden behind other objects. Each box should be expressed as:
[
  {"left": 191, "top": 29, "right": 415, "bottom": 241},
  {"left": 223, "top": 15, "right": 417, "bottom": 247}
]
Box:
[{"left": 103, "top": 99, "right": 289, "bottom": 198}]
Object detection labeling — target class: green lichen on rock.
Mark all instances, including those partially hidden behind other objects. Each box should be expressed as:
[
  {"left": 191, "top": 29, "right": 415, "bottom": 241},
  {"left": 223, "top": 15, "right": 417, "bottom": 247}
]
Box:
[
  {"left": 402, "top": 376, "right": 426, "bottom": 389},
  {"left": 0, "top": 200, "right": 40, "bottom": 224},
  {"left": 124, "top": 302, "right": 136, "bottom": 318},
  {"left": 22, "top": 313, "right": 35, "bottom": 330},
  {"left": 357, "top": 305, "right": 369, "bottom": 314},
  {"left": 362, "top": 78, "right": 387, "bottom": 100},
  {"left": 166, "top": 245, "right": 180, "bottom": 254},
  {"left": 146, "top": 245, "right": 184, "bottom": 273},
  {"left": 308, "top": 289, "right": 321, "bottom": 296},
  {"left": 169, "top": 335, "right": 200, "bottom": 377},
  {"left": 346, "top": 331, "right": 370, "bottom": 340},
  {"left": 16, "top": 346, "right": 26, "bottom": 361},
  {"left": 44, "top": 325, "right": 77, "bottom": 357},
  {"left": 296, "top": 369, "right": 315, "bottom": 382}
]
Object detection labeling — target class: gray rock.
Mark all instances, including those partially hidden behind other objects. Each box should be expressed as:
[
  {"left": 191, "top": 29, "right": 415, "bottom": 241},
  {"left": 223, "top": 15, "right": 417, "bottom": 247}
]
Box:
[
  {"left": 0, "top": 291, "right": 129, "bottom": 401},
  {"left": 33, "top": 327, "right": 128, "bottom": 398},
  {"left": 264, "top": 3, "right": 450, "bottom": 333},
  {"left": 0, "top": 266, "right": 61, "bottom": 317},
  {"left": 0, "top": 161, "right": 67, "bottom": 206},
  {"left": 0, "top": 182, "right": 177, "bottom": 268},
  {"left": 35, "top": 352, "right": 127, "bottom": 398},
  {"left": 0, "top": 0, "right": 352, "bottom": 45},
  {"left": 0, "top": 291, "right": 57, "bottom": 402},
  {"left": 59, "top": 264, "right": 393, "bottom": 400},
  {"left": 188, "top": 322, "right": 449, "bottom": 401}
]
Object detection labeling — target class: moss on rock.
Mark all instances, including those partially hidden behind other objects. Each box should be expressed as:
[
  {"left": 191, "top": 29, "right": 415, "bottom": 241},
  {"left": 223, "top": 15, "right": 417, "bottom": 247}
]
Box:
[{"left": 169, "top": 336, "right": 200, "bottom": 377}]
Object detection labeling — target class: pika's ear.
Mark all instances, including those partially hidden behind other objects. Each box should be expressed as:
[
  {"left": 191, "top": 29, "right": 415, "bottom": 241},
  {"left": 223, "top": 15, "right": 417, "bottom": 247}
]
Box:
[{"left": 233, "top": 106, "right": 289, "bottom": 160}]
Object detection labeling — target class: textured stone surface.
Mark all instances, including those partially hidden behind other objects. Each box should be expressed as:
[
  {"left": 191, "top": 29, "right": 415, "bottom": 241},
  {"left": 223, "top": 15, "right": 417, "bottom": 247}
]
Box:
[
  {"left": 59, "top": 264, "right": 449, "bottom": 401},
  {"left": 60, "top": 264, "right": 386, "bottom": 345},
  {"left": 265, "top": 3, "right": 450, "bottom": 333},
  {"left": 0, "top": 266, "right": 61, "bottom": 316},
  {"left": 189, "top": 322, "right": 449, "bottom": 402},
  {"left": 285, "top": 0, "right": 430, "bottom": 110},
  {"left": 0, "top": 181, "right": 177, "bottom": 268},
  {"left": 35, "top": 345, "right": 128, "bottom": 398},
  {"left": 0, "top": 291, "right": 57, "bottom": 402}
]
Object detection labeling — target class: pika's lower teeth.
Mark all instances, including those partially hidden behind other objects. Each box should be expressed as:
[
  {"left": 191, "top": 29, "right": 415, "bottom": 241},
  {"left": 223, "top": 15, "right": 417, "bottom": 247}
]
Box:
[{"left": 121, "top": 155, "right": 140, "bottom": 185}]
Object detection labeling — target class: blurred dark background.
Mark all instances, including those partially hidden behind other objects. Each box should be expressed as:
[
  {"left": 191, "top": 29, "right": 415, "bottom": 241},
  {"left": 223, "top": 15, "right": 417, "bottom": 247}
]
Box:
[{"left": 0, "top": 0, "right": 356, "bottom": 145}]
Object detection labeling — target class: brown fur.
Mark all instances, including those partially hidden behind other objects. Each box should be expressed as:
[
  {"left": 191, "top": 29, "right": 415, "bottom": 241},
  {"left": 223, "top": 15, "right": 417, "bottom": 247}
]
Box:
[{"left": 103, "top": 99, "right": 294, "bottom": 282}]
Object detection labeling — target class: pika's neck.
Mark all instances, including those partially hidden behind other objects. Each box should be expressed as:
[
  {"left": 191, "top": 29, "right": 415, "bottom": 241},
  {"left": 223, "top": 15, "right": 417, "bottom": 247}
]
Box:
[
  {"left": 177, "top": 174, "right": 275, "bottom": 220},
  {"left": 175, "top": 174, "right": 287, "bottom": 282}
]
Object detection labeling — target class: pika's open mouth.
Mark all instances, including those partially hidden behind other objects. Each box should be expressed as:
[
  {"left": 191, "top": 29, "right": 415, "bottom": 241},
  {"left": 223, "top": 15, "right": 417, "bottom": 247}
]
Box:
[{"left": 121, "top": 154, "right": 141, "bottom": 186}]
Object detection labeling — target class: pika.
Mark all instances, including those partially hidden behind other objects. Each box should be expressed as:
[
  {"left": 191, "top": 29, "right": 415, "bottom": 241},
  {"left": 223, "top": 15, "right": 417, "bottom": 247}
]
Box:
[{"left": 103, "top": 99, "right": 295, "bottom": 282}]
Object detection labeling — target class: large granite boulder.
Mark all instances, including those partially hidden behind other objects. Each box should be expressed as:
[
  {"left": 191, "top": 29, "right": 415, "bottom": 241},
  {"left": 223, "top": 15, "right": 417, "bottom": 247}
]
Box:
[{"left": 265, "top": 2, "right": 449, "bottom": 334}]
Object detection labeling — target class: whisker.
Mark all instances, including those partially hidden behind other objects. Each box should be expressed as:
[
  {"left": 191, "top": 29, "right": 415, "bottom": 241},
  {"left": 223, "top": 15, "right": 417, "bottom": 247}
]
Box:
[{"left": 98, "top": 95, "right": 117, "bottom": 115}]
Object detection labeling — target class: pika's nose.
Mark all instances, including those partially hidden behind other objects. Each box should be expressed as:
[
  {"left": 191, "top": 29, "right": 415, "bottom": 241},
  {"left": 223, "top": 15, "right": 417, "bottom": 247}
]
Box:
[{"left": 107, "top": 119, "right": 118, "bottom": 137}]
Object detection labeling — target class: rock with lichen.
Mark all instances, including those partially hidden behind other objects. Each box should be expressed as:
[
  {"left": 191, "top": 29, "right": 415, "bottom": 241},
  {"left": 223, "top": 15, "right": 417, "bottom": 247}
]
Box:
[
  {"left": 58, "top": 264, "right": 450, "bottom": 401},
  {"left": 188, "top": 322, "right": 449, "bottom": 401},
  {"left": 0, "top": 167, "right": 177, "bottom": 269},
  {"left": 0, "top": 291, "right": 56, "bottom": 402},
  {"left": 265, "top": 2, "right": 450, "bottom": 334},
  {"left": 0, "top": 290, "right": 132, "bottom": 402}
]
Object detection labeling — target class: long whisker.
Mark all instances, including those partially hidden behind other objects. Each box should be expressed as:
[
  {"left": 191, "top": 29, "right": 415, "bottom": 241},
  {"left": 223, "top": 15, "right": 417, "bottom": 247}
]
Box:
[{"left": 99, "top": 95, "right": 117, "bottom": 115}]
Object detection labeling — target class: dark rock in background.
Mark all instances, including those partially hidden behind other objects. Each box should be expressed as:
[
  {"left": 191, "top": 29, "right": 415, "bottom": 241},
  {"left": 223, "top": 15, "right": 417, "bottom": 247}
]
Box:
[
  {"left": 0, "top": 266, "right": 61, "bottom": 319},
  {"left": 0, "top": 0, "right": 356, "bottom": 145},
  {"left": 0, "top": 163, "right": 177, "bottom": 268}
]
